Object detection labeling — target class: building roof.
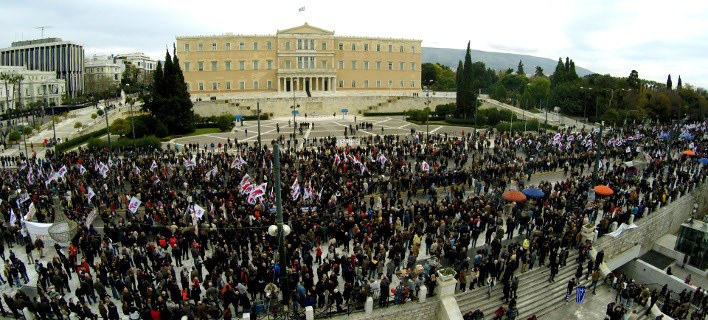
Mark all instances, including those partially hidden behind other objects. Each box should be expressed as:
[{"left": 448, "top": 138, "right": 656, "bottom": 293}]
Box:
[
  {"left": 2, "top": 38, "right": 83, "bottom": 50},
  {"left": 277, "top": 23, "right": 334, "bottom": 35},
  {"left": 176, "top": 23, "right": 421, "bottom": 42}
]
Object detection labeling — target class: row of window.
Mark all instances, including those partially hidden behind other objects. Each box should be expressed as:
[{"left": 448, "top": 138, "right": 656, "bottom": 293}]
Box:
[
  {"left": 188, "top": 80, "right": 273, "bottom": 91},
  {"left": 338, "top": 61, "right": 416, "bottom": 71},
  {"left": 185, "top": 60, "right": 273, "bottom": 72},
  {"left": 184, "top": 60, "right": 416, "bottom": 72},
  {"left": 185, "top": 41, "right": 273, "bottom": 52},
  {"left": 186, "top": 79, "right": 416, "bottom": 91},
  {"left": 183, "top": 40, "right": 416, "bottom": 53},
  {"left": 340, "top": 80, "right": 416, "bottom": 89}
]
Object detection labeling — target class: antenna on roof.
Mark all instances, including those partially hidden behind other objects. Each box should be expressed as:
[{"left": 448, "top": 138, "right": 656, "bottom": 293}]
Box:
[{"left": 36, "top": 26, "right": 52, "bottom": 38}]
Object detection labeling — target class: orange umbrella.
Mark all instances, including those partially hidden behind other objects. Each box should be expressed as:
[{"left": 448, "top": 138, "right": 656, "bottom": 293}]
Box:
[
  {"left": 502, "top": 190, "right": 527, "bottom": 202},
  {"left": 683, "top": 150, "right": 695, "bottom": 155},
  {"left": 594, "top": 185, "right": 614, "bottom": 196}
]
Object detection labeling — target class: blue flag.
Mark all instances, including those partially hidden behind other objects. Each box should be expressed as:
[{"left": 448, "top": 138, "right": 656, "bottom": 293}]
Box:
[{"left": 576, "top": 286, "right": 586, "bottom": 303}]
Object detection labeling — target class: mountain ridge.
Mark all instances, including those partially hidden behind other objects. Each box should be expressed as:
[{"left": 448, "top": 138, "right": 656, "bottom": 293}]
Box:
[{"left": 422, "top": 47, "right": 594, "bottom": 77}]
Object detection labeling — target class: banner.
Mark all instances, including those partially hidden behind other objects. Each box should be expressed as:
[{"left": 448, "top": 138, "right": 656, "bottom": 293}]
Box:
[
  {"left": 25, "top": 221, "right": 63, "bottom": 246},
  {"left": 85, "top": 209, "right": 97, "bottom": 227},
  {"left": 24, "top": 203, "right": 36, "bottom": 221}
]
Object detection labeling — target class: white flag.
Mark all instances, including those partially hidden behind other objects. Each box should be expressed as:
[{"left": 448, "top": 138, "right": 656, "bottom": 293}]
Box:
[
  {"left": 79, "top": 165, "right": 87, "bottom": 175},
  {"left": 128, "top": 196, "right": 142, "bottom": 213},
  {"left": 9, "top": 209, "right": 16, "bottom": 226},
  {"left": 87, "top": 187, "right": 96, "bottom": 204},
  {"left": 194, "top": 204, "right": 206, "bottom": 220},
  {"left": 422, "top": 161, "right": 430, "bottom": 172}
]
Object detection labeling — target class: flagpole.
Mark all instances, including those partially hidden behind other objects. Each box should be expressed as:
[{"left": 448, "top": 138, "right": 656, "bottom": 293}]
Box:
[{"left": 591, "top": 121, "right": 605, "bottom": 187}]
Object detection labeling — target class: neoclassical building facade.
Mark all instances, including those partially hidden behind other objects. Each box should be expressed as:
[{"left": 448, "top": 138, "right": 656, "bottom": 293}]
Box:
[{"left": 176, "top": 24, "right": 421, "bottom": 96}]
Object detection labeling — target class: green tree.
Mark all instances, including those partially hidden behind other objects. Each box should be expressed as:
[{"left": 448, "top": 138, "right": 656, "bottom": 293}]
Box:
[
  {"left": 421, "top": 63, "right": 436, "bottom": 87},
  {"left": 492, "top": 85, "right": 507, "bottom": 102},
  {"left": 74, "top": 122, "right": 82, "bottom": 129},
  {"left": 517, "top": 60, "right": 525, "bottom": 75},
  {"left": 535, "top": 66, "right": 545, "bottom": 77},
  {"left": 456, "top": 42, "right": 477, "bottom": 118},
  {"left": 144, "top": 48, "right": 195, "bottom": 134},
  {"left": 96, "top": 109, "right": 104, "bottom": 117},
  {"left": 216, "top": 113, "right": 234, "bottom": 132},
  {"left": 628, "top": 70, "right": 640, "bottom": 91},
  {"left": 526, "top": 77, "right": 551, "bottom": 108},
  {"left": 455, "top": 60, "right": 464, "bottom": 113},
  {"left": 677, "top": 76, "right": 682, "bottom": 89},
  {"left": 110, "top": 118, "right": 131, "bottom": 137},
  {"left": 666, "top": 74, "right": 672, "bottom": 90}
]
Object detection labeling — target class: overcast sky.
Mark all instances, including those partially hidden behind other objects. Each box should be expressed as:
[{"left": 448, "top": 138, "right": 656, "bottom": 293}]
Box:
[{"left": 3, "top": 0, "right": 707, "bottom": 89}]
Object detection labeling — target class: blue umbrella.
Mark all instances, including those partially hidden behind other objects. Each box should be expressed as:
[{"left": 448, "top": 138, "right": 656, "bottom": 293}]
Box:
[
  {"left": 522, "top": 188, "right": 545, "bottom": 198},
  {"left": 699, "top": 158, "right": 708, "bottom": 164}
]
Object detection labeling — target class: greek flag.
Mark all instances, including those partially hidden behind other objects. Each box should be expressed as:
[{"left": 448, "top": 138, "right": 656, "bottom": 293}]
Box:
[
  {"left": 576, "top": 286, "right": 586, "bottom": 303},
  {"left": 299, "top": 6, "right": 305, "bottom": 12}
]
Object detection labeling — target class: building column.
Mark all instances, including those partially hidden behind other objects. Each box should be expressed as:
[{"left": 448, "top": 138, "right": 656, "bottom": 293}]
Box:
[
  {"left": 333, "top": 77, "right": 336, "bottom": 92},
  {"left": 277, "top": 77, "right": 281, "bottom": 92}
]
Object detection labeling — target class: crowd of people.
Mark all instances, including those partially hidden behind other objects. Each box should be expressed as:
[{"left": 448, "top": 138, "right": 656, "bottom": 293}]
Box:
[
  {"left": 0, "top": 118, "right": 705, "bottom": 320},
  {"left": 603, "top": 270, "right": 707, "bottom": 320}
]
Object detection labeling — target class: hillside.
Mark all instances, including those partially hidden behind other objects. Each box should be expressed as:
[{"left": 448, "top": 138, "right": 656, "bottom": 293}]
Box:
[{"left": 422, "top": 47, "right": 594, "bottom": 77}]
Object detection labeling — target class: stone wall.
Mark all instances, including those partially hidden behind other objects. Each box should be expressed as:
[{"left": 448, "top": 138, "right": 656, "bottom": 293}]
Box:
[
  {"left": 327, "top": 299, "right": 439, "bottom": 320},
  {"left": 595, "top": 183, "right": 708, "bottom": 263},
  {"left": 192, "top": 95, "right": 455, "bottom": 118}
]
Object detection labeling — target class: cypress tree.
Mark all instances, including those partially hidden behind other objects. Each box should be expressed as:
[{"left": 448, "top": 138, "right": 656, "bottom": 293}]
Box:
[
  {"left": 456, "top": 60, "right": 464, "bottom": 115},
  {"left": 171, "top": 45, "right": 195, "bottom": 133},
  {"left": 516, "top": 60, "right": 525, "bottom": 75},
  {"left": 677, "top": 76, "right": 682, "bottom": 89},
  {"left": 461, "top": 41, "right": 474, "bottom": 118},
  {"left": 667, "top": 75, "right": 672, "bottom": 90}
]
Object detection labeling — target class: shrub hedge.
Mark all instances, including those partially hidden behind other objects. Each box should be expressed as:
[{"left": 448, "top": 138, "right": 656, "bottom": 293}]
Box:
[
  {"left": 363, "top": 112, "right": 405, "bottom": 116},
  {"left": 87, "top": 136, "right": 162, "bottom": 150},
  {"left": 55, "top": 129, "right": 107, "bottom": 153}
]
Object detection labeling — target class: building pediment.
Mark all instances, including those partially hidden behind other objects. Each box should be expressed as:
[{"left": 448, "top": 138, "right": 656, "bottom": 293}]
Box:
[{"left": 277, "top": 23, "right": 334, "bottom": 35}]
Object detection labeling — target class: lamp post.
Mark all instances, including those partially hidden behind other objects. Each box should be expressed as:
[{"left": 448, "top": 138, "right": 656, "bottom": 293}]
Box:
[
  {"left": 268, "top": 143, "right": 291, "bottom": 306},
  {"left": 474, "top": 89, "right": 480, "bottom": 138},
  {"left": 45, "top": 81, "right": 57, "bottom": 158},
  {"left": 103, "top": 97, "right": 112, "bottom": 160},
  {"left": 425, "top": 92, "right": 431, "bottom": 142},
  {"left": 580, "top": 87, "right": 592, "bottom": 127},
  {"left": 291, "top": 104, "right": 299, "bottom": 149},
  {"left": 257, "top": 102, "right": 261, "bottom": 150},
  {"left": 127, "top": 84, "right": 136, "bottom": 148},
  {"left": 591, "top": 121, "right": 605, "bottom": 188}
]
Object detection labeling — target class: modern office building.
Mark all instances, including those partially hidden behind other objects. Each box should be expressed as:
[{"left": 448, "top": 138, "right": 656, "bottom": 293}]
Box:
[
  {"left": 0, "top": 38, "right": 84, "bottom": 97},
  {"left": 0, "top": 66, "right": 66, "bottom": 110},
  {"left": 84, "top": 55, "right": 123, "bottom": 92},
  {"left": 176, "top": 23, "right": 421, "bottom": 96}
]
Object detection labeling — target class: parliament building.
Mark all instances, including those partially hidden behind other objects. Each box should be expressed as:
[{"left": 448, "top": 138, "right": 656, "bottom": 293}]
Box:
[{"left": 176, "top": 24, "right": 421, "bottom": 97}]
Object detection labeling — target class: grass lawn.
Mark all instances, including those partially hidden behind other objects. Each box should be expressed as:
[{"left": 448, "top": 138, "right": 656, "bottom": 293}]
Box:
[{"left": 162, "top": 127, "right": 224, "bottom": 140}]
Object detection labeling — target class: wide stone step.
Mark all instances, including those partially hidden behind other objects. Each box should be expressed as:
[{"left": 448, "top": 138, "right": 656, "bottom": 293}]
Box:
[
  {"left": 457, "top": 254, "right": 586, "bottom": 316},
  {"left": 518, "top": 277, "right": 590, "bottom": 319},
  {"left": 457, "top": 262, "right": 579, "bottom": 313}
]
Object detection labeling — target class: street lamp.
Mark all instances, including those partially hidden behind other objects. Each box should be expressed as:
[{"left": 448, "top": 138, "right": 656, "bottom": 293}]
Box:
[
  {"left": 474, "top": 89, "right": 480, "bottom": 138},
  {"left": 291, "top": 104, "right": 300, "bottom": 149},
  {"left": 269, "top": 143, "right": 291, "bottom": 305},
  {"left": 425, "top": 92, "right": 431, "bottom": 142},
  {"left": 580, "top": 87, "right": 593, "bottom": 127}
]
